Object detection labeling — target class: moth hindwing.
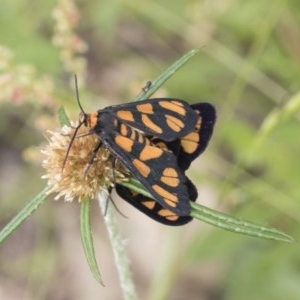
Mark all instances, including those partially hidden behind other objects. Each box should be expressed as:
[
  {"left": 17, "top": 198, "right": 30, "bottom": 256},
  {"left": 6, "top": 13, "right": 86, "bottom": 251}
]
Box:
[{"left": 157, "top": 102, "right": 216, "bottom": 170}]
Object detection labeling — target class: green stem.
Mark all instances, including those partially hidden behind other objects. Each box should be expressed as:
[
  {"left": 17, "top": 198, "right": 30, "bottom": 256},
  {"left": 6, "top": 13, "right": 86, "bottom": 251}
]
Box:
[{"left": 97, "top": 190, "right": 138, "bottom": 300}]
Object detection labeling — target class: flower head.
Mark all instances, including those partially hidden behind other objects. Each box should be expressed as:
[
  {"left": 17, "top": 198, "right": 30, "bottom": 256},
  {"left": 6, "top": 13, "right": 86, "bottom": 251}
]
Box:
[{"left": 42, "top": 122, "right": 129, "bottom": 202}]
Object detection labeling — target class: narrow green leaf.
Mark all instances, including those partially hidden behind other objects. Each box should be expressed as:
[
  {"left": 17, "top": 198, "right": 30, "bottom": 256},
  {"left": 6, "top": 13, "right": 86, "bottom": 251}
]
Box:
[
  {"left": 80, "top": 199, "right": 104, "bottom": 285},
  {"left": 120, "top": 178, "right": 294, "bottom": 242},
  {"left": 57, "top": 106, "right": 71, "bottom": 127},
  {"left": 0, "top": 186, "right": 50, "bottom": 244},
  {"left": 190, "top": 202, "right": 294, "bottom": 243},
  {"left": 121, "top": 178, "right": 154, "bottom": 198},
  {"left": 133, "top": 48, "right": 202, "bottom": 101},
  {"left": 254, "top": 90, "right": 300, "bottom": 148}
]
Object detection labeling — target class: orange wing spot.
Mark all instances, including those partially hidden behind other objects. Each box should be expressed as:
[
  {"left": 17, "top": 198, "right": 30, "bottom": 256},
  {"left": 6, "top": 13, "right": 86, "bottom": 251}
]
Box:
[
  {"left": 164, "top": 198, "right": 178, "bottom": 207},
  {"left": 156, "top": 141, "right": 166, "bottom": 149},
  {"left": 159, "top": 101, "right": 186, "bottom": 115},
  {"left": 130, "top": 190, "right": 139, "bottom": 197},
  {"left": 171, "top": 100, "right": 184, "bottom": 107},
  {"left": 195, "top": 117, "right": 202, "bottom": 130},
  {"left": 137, "top": 132, "right": 145, "bottom": 144},
  {"left": 152, "top": 185, "right": 178, "bottom": 207},
  {"left": 120, "top": 124, "right": 128, "bottom": 136},
  {"left": 115, "top": 135, "right": 134, "bottom": 152},
  {"left": 181, "top": 132, "right": 199, "bottom": 154},
  {"left": 161, "top": 168, "right": 179, "bottom": 187},
  {"left": 166, "top": 215, "right": 179, "bottom": 221},
  {"left": 145, "top": 138, "right": 152, "bottom": 145},
  {"left": 166, "top": 115, "right": 184, "bottom": 132},
  {"left": 139, "top": 145, "right": 163, "bottom": 161},
  {"left": 141, "top": 200, "right": 155, "bottom": 209},
  {"left": 129, "top": 129, "right": 136, "bottom": 141},
  {"left": 133, "top": 159, "right": 151, "bottom": 177},
  {"left": 158, "top": 209, "right": 179, "bottom": 221},
  {"left": 117, "top": 110, "right": 135, "bottom": 122},
  {"left": 87, "top": 112, "right": 98, "bottom": 129},
  {"left": 141, "top": 114, "right": 163, "bottom": 134},
  {"left": 136, "top": 103, "right": 154, "bottom": 114},
  {"left": 161, "top": 176, "right": 179, "bottom": 187},
  {"left": 163, "top": 168, "right": 178, "bottom": 178}
]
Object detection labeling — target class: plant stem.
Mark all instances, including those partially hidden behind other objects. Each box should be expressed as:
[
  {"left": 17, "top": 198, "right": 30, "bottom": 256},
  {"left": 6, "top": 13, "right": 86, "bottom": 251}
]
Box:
[{"left": 97, "top": 190, "right": 138, "bottom": 300}]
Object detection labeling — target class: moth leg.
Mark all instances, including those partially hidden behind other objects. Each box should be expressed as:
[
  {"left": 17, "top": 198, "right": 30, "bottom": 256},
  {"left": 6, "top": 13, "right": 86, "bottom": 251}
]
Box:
[
  {"left": 111, "top": 157, "right": 117, "bottom": 185},
  {"left": 83, "top": 139, "right": 103, "bottom": 177}
]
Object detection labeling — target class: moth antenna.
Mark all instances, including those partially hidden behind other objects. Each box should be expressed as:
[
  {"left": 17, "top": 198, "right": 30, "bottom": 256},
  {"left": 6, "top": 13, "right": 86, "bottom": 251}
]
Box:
[
  {"left": 74, "top": 74, "right": 86, "bottom": 114},
  {"left": 61, "top": 75, "right": 86, "bottom": 172},
  {"left": 61, "top": 121, "right": 84, "bottom": 172}
]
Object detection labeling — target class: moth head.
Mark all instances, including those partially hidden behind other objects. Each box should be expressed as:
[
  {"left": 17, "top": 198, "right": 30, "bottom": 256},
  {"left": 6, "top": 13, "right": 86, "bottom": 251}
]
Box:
[{"left": 61, "top": 75, "right": 88, "bottom": 171}]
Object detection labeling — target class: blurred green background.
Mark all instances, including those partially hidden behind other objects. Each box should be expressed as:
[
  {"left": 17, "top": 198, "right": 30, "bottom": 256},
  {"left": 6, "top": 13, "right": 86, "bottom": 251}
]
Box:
[{"left": 1, "top": 0, "right": 300, "bottom": 299}]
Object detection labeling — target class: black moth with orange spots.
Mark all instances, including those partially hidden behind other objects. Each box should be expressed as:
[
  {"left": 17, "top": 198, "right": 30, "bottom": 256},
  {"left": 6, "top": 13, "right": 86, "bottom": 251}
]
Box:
[
  {"left": 116, "top": 103, "right": 216, "bottom": 225},
  {"left": 71, "top": 97, "right": 216, "bottom": 222}
]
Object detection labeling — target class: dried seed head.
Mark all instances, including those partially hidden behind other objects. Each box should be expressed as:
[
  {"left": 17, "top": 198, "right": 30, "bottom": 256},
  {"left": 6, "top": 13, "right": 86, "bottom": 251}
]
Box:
[{"left": 41, "top": 122, "right": 129, "bottom": 202}]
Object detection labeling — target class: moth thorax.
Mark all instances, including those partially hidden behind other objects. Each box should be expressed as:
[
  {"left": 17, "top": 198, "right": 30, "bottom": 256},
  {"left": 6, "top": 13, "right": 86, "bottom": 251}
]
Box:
[{"left": 87, "top": 112, "right": 98, "bottom": 129}]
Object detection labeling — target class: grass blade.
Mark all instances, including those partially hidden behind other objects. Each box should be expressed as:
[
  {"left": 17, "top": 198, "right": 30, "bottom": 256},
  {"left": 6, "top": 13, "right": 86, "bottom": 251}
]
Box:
[
  {"left": 133, "top": 48, "right": 202, "bottom": 101},
  {"left": 80, "top": 199, "right": 104, "bottom": 285},
  {"left": 0, "top": 186, "right": 50, "bottom": 244},
  {"left": 120, "top": 178, "right": 294, "bottom": 242},
  {"left": 190, "top": 202, "right": 294, "bottom": 243},
  {"left": 57, "top": 106, "right": 71, "bottom": 127}
]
